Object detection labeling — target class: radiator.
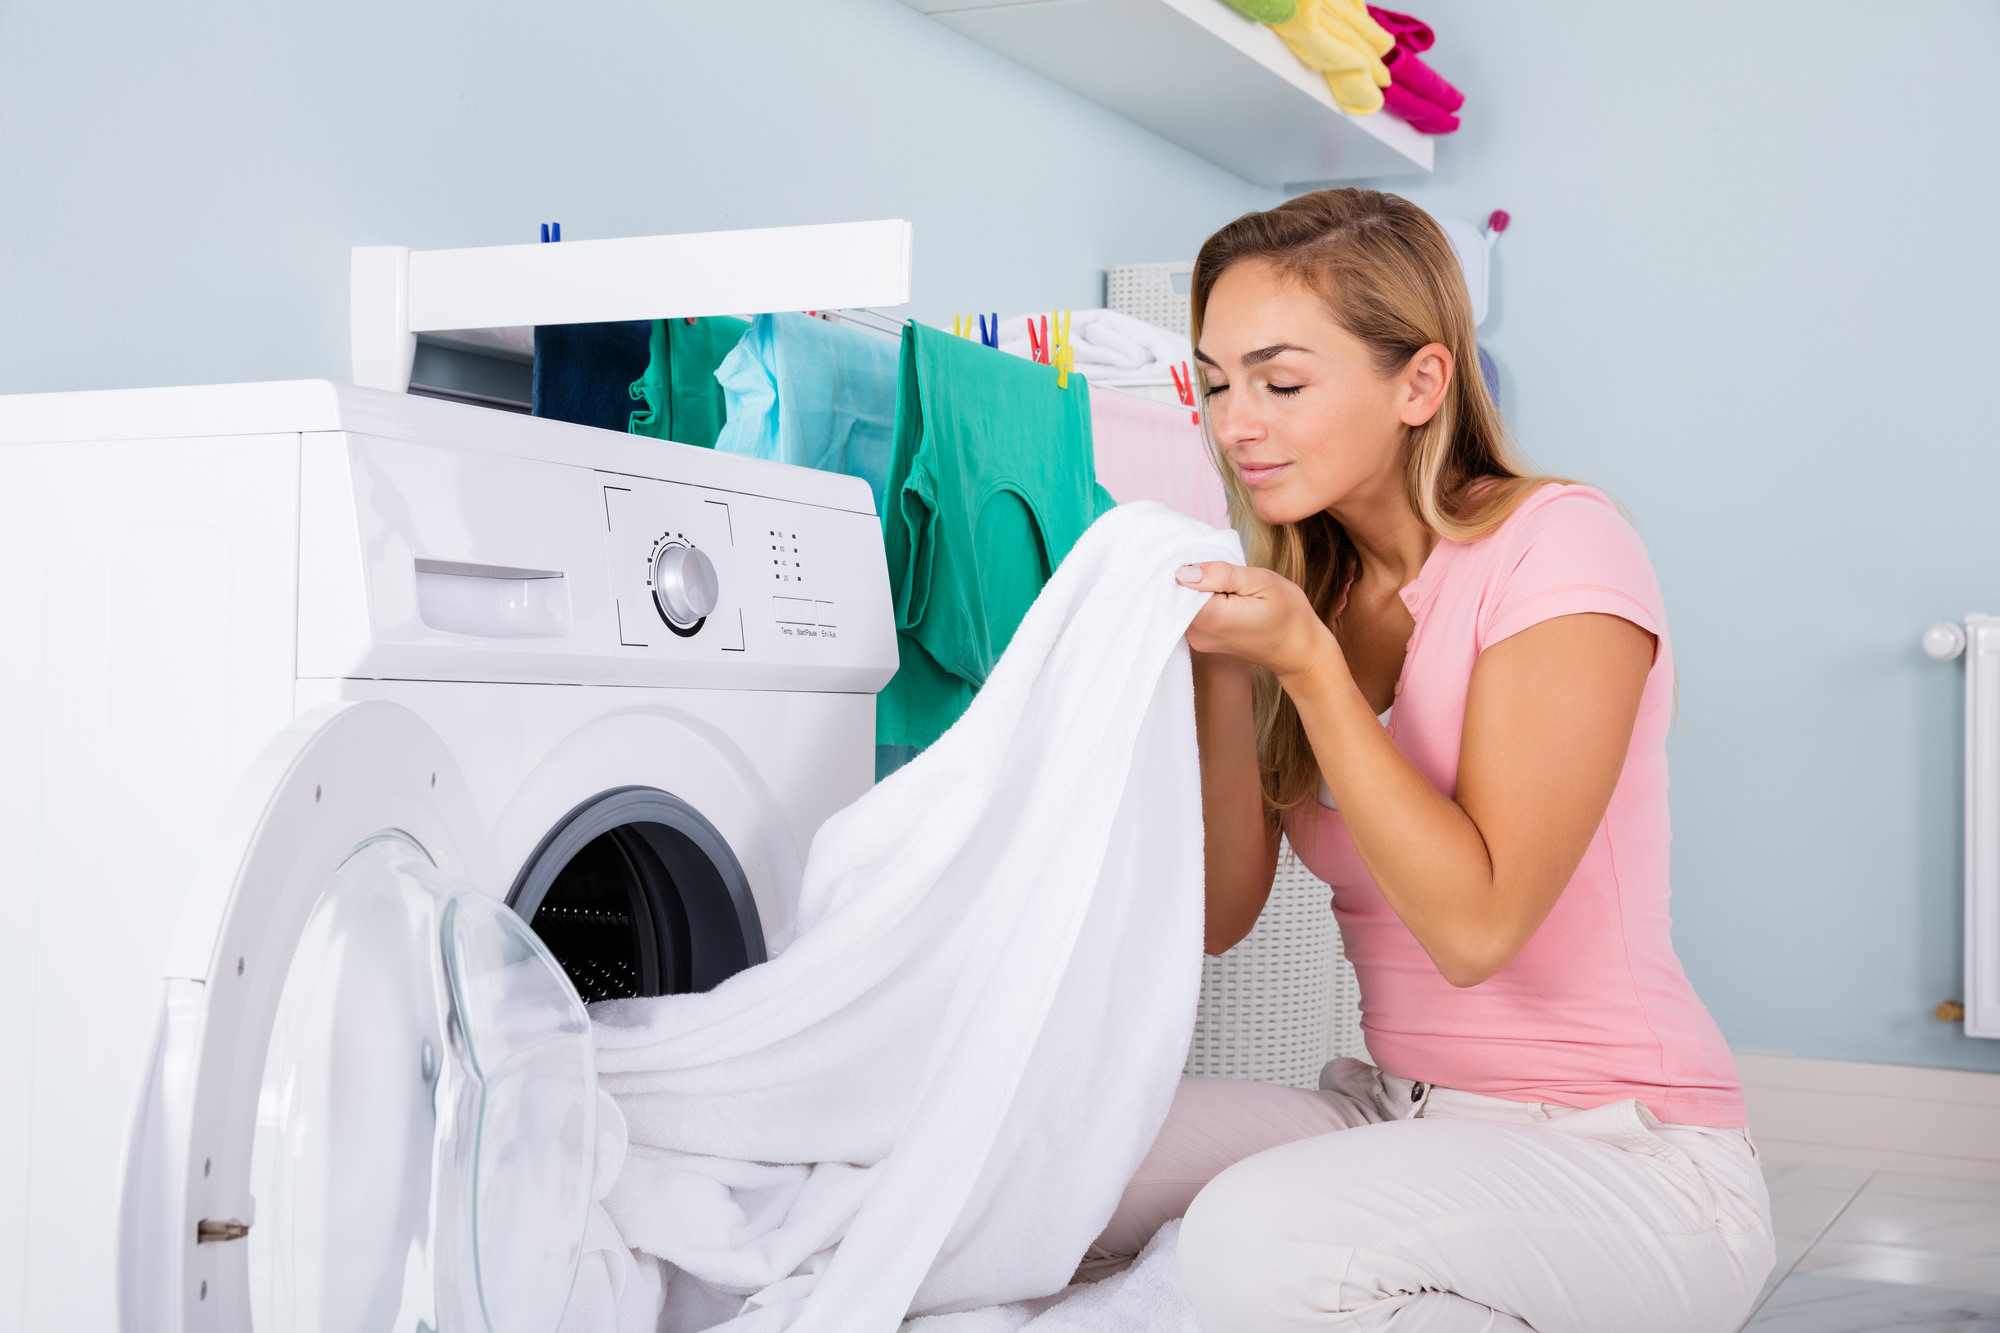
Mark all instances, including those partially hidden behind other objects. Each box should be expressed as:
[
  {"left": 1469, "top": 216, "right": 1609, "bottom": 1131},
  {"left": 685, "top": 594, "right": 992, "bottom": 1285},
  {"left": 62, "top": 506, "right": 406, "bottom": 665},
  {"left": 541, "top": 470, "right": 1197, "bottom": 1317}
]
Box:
[
  {"left": 1184, "top": 838, "right": 1368, "bottom": 1087},
  {"left": 1959, "top": 617, "right": 2000, "bottom": 1037},
  {"left": 1931, "top": 616, "right": 2000, "bottom": 1038}
]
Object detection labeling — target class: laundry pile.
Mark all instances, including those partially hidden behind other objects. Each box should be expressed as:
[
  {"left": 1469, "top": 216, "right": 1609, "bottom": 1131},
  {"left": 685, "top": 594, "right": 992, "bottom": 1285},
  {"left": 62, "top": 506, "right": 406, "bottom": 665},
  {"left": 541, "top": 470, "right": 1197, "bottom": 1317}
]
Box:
[
  {"left": 560, "top": 501, "right": 1242, "bottom": 1333},
  {"left": 994, "top": 309, "right": 1192, "bottom": 383},
  {"left": 1223, "top": 0, "right": 1464, "bottom": 133}
]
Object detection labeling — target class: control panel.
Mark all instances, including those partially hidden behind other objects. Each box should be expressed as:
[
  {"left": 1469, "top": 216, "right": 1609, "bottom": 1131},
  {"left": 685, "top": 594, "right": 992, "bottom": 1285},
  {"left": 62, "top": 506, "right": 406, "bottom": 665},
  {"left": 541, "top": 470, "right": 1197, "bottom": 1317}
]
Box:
[{"left": 600, "top": 475, "right": 895, "bottom": 691}]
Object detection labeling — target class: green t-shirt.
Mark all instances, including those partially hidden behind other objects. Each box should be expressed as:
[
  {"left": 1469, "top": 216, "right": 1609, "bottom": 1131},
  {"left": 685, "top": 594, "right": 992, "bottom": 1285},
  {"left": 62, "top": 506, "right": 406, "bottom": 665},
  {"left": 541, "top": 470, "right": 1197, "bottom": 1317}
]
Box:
[
  {"left": 627, "top": 315, "right": 751, "bottom": 448},
  {"left": 876, "top": 323, "right": 1115, "bottom": 748}
]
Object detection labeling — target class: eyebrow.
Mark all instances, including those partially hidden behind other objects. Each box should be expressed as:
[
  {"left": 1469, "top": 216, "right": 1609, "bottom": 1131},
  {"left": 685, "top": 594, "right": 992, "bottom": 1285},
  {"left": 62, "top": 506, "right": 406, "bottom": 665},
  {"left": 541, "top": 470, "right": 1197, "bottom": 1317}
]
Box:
[
  {"left": 1192, "top": 343, "right": 1312, "bottom": 369},
  {"left": 1243, "top": 343, "right": 1311, "bottom": 366}
]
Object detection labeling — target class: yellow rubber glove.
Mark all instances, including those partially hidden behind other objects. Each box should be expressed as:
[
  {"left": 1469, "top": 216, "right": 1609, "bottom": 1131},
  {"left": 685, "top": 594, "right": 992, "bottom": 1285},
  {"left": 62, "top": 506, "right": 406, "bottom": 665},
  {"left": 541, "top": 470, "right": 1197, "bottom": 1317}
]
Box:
[
  {"left": 1269, "top": 0, "right": 1370, "bottom": 75},
  {"left": 1325, "top": 0, "right": 1393, "bottom": 56},
  {"left": 1318, "top": 0, "right": 1393, "bottom": 86},
  {"left": 1325, "top": 68, "right": 1384, "bottom": 113},
  {"left": 1268, "top": 0, "right": 1384, "bottom": 112}
]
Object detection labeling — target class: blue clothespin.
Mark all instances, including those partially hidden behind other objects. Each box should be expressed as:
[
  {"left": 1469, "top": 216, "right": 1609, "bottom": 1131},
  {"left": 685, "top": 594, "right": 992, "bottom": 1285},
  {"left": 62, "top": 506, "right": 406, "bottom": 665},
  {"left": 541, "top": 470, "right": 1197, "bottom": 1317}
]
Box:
[
  {"left": 540, "top": 222, "right": 562, "bottom": 243},
  {"left": 978, "top": 313, "right": 999, "bottom": 348}
]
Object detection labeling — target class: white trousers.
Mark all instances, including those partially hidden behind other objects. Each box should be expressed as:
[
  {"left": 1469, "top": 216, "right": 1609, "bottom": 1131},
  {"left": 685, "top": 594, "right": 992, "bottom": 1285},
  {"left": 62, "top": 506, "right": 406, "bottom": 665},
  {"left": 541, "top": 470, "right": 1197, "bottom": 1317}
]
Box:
[{"left": 1092, "top": 1060, "right": 1774, "bottom": 1333}]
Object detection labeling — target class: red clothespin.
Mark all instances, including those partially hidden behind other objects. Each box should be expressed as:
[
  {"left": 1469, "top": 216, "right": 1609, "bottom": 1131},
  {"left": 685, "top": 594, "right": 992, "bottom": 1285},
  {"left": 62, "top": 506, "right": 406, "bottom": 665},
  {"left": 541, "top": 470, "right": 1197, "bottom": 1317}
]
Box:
[
  {"left": 1026, "top": 315, "right": 1049, "bottom": 365},
  {"left": 1170, "top": 361, "right": 1200, "bottom": 424}
]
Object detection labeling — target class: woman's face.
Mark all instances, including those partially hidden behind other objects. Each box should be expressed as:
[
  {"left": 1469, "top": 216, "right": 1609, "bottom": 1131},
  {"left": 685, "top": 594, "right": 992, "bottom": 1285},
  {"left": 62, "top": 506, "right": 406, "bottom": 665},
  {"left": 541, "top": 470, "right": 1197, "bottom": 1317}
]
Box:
[{"left": 1196, "top": 258, "right": 1450, "bottom": 528}]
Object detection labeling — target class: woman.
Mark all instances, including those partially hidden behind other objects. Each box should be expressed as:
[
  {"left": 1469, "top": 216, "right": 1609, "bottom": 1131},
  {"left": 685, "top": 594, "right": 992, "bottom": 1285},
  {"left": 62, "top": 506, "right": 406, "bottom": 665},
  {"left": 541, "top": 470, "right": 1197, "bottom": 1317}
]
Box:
[{"left": 1091, "top": 190, "right": 1774, "bottom": 1331}]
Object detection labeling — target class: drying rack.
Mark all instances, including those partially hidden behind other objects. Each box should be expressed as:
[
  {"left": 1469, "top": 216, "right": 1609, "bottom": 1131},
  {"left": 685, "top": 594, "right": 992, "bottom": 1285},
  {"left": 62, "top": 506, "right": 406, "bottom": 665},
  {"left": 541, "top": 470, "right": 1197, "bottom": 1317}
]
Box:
[{"left": 351, "top": 219, "right": 915, "bottom": 393}]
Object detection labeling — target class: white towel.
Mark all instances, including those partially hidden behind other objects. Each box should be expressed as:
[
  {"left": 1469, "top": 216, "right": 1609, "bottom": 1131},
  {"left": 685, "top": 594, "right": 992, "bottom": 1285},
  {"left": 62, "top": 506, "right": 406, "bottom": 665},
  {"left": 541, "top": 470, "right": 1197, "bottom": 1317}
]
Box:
[
  {"left": 996, "top": 309, "right": 1193, "bottom": 381},
  {"left": 901, "top": 1220, "right": 1202, "bottom": 1333},
  {"left": 586, "top": 501, "right": 1242, "bottom": 1332}
]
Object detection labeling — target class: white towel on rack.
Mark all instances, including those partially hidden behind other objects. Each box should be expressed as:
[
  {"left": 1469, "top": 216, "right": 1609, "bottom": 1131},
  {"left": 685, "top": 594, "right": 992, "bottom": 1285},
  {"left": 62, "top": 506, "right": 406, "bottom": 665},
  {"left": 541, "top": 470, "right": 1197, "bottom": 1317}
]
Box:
[
  {"left": 996, "top": 309, "right": 1193, "bottom": 381},
  {"left": 584, "top": 501, "right": 1241, "bottom": 1332}
]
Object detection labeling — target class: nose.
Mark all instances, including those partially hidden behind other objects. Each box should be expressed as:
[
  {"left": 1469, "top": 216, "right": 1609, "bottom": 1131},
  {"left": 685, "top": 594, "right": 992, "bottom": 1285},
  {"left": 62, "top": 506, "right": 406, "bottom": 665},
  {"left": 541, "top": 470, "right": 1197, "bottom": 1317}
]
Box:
[{"left": 1208, "top": 391, "right": 1264, "bottom": 452}]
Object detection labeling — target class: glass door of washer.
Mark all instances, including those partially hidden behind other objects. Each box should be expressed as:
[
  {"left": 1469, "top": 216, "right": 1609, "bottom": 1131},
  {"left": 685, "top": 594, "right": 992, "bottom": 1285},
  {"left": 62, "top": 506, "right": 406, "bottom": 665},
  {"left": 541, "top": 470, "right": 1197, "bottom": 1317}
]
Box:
[{"left": 250, "top": 831, "right": 595, "bottom": 1333}]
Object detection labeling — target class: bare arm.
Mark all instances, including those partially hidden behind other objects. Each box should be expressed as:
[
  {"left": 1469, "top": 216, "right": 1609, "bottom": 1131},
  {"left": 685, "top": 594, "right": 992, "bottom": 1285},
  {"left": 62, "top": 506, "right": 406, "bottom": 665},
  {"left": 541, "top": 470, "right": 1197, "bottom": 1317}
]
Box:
[
  {"left": 1182, "top": 562, "right": 1652, "bottom": 986},
  {"left": 1193, "top": 650, "right": 1280, "bottom": 954}
]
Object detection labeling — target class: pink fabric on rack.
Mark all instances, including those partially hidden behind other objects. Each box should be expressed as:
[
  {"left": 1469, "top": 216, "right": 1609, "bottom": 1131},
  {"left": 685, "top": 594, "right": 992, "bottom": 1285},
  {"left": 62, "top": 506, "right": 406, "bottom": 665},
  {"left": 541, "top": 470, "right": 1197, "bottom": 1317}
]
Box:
[
  {"left": 1089, "top": 386, "right": 1230, "bottom": 531},
  {"left": 1384, "top": 82, "right": 1461, "bottom": 135},
  {"left": 1384, "top": 44, "right": 1464, "bottom": 112},
  {"left": 1367, "top": 5, "right": 1433, "bottom": 52}
]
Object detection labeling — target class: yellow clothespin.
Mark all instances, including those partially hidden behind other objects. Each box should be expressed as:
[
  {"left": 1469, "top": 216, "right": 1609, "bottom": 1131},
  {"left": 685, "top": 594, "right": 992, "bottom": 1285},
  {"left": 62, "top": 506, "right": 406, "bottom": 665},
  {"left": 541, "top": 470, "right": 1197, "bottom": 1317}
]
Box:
[
  {"left": 952, "top": 314, "right": 964, "bottom": 339},
  {"left": 1051, "top": 309, "right": 1074, "bottom": 389}
]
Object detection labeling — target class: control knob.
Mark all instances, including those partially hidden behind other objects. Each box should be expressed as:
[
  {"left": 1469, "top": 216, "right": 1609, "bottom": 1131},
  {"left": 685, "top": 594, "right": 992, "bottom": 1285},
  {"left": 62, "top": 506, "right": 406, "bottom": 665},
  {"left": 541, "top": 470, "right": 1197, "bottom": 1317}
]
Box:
[{"left": 652, "top": 543, "right": 719, "bottom": 628}]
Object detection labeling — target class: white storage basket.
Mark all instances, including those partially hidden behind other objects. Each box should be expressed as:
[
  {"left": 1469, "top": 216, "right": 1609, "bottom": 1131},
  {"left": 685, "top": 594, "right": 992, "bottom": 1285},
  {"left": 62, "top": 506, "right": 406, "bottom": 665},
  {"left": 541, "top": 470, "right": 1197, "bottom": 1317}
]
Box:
[
  {"left": 1105, "top": 261, "right": 1194, "bottom": 336},
  {"left": 1185, "top": 837, "right": 1367, "bottom": 1088}
]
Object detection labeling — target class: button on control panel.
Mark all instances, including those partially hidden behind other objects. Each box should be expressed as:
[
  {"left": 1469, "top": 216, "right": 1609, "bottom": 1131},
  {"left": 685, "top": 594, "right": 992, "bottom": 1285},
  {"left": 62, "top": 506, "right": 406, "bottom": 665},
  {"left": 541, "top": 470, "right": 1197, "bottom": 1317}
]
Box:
[{"left": 767, "top": 526, "right": 835, "bottom": 640}]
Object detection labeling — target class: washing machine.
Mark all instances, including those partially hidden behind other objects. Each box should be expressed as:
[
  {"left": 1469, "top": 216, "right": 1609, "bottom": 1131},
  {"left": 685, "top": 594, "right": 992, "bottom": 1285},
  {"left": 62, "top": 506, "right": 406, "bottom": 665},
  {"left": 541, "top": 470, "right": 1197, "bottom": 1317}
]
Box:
[{"left": 0, "top": 379, "right": 898, "bottom": 1332}]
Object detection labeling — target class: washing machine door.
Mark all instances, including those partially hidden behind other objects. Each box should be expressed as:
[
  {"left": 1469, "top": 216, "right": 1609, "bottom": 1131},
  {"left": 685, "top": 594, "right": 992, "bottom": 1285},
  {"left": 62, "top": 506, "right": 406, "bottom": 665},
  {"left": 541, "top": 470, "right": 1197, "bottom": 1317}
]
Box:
[{"left": 118, "top": 701, "right": 596, "bottom": 1333}]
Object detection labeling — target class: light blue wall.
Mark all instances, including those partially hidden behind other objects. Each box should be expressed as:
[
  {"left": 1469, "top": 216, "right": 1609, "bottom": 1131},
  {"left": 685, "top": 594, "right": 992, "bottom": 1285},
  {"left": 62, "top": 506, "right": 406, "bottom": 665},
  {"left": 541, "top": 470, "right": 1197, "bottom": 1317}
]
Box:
[
  {"left": 6, "top": 0, "right": 1998, "bottom": 1075},
  {"left": 0, "top": 0, "right": 1272, "bottom": 394},
  {"left": 1337, "top": 0, "right": 2000, "bottom": 1073}
]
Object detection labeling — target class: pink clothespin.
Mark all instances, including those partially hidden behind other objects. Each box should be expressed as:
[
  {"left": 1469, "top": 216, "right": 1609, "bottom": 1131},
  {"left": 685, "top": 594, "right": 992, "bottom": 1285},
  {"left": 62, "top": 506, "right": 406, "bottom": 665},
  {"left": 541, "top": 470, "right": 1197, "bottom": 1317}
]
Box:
[{"left": 1170, "top": 361, "right": 1199, "bottom": 424}]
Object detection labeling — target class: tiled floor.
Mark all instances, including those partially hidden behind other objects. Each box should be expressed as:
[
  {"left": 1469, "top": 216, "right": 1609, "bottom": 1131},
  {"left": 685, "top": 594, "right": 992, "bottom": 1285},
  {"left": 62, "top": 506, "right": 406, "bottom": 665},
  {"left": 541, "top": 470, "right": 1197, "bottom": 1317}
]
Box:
[{"left": 1744, "top": 1164, "right": 2000, "bottom": 1330}]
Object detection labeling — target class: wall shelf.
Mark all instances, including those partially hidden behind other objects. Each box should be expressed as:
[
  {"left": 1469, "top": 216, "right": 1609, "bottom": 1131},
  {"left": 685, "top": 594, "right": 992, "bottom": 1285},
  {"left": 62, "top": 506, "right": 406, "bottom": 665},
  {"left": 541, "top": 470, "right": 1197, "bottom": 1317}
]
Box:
[{"left": 902, "top": 0, "right": 1432, "bottom": 188}]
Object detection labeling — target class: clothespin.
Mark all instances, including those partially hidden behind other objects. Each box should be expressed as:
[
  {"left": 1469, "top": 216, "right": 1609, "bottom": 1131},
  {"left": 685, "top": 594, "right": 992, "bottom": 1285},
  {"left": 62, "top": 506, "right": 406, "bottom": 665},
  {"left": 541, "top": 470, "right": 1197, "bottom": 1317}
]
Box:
[
  {"left": 1026, "top": 316, "right": 1046, "bottom": 364},
  {"left": 1051, "top": 309, "right": 1073, "bottom": 390},
  {"left": 978, "top": 313, "right": 999, "bottom": 349},
  {"left": 539, "top": 222, "right": 562, "bottom": 243},
  {"left": 1171, "top": 361, "right": 1200, "bottom": 425}
]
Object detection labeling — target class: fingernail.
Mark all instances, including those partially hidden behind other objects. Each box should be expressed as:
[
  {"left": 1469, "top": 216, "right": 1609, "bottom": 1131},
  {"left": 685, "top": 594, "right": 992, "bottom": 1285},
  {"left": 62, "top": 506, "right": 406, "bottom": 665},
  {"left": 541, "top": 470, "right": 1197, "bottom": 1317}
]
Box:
[{"left": 1176, "top": 565, "right": 1204, "bottom": 584}]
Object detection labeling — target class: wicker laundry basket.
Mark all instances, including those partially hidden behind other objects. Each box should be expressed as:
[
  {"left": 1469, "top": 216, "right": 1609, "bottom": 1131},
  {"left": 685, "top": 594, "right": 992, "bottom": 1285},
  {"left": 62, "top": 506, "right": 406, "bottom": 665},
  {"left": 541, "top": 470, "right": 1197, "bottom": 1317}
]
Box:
[
  {"left": 1184, "top": 837, "right": 1367, "bottom": 1088},
  {"left": 1105, "top": 262, "right": 1194, "bottom": 337}
]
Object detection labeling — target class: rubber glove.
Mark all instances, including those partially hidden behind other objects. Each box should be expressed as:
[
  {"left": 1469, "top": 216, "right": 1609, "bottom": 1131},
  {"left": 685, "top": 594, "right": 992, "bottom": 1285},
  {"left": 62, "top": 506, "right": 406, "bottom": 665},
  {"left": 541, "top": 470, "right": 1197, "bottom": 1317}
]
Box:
[
  {"left": 1326, "top": 0, "right": 1395, "bottom": 58},
  {"left": 1383, "top": 44, "right": 1463, "bottom": 112},
  {"left": 1218, "top": 0, "right": 1297, "bottom": 19},
  {"left": 1366, "top": 4, "right": 1434, "bottom": 53},
  {"left": 1268, "top": 0, "right": 1384, "bottom": 112}
]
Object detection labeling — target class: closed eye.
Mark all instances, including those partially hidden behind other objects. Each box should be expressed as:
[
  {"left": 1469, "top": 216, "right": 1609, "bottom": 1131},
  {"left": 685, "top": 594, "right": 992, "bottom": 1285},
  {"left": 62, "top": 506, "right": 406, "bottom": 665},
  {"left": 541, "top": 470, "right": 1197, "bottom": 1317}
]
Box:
[{"left": 1269, "top": 384, "right": 1304, "bottom": 397}]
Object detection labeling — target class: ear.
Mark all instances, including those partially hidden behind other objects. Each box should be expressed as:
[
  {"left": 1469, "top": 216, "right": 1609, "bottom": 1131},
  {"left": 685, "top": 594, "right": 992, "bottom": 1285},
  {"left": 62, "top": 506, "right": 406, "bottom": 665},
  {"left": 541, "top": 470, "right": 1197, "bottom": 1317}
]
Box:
[{"left": 1399, "top": 343, "right": 1453, "bottom": 428}]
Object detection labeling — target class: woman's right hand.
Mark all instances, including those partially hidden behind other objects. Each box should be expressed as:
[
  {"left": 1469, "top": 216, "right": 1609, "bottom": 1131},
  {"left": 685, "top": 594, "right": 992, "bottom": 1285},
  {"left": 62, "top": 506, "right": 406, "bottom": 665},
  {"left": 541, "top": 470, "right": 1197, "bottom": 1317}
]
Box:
[{"left": 1178, "top": 561, "right": 1340, "bottom": 684}]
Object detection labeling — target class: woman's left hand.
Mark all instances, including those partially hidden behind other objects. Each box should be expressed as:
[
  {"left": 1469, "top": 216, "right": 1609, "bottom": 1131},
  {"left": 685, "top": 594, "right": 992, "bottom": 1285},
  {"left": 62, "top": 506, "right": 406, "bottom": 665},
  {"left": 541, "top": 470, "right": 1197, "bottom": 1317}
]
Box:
[{"left": 1177, "top": 562, "right": 1340, "bottom": 682}]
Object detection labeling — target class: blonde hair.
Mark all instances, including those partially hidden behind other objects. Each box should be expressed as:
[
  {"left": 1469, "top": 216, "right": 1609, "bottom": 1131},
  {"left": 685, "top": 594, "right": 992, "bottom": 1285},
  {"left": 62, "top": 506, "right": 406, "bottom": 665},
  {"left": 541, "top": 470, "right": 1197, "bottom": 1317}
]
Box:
[{"left": 1189, "top": 188, "right": 1571, "bottom": 818}]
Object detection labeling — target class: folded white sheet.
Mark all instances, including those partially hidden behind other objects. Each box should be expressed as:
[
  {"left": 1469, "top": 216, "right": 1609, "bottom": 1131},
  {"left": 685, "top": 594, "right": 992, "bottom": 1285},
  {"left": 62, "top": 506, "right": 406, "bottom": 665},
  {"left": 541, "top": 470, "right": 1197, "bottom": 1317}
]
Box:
[
  {"left": 581, "top": 501, "right": 1242, "bottom": 1332},
  {"left": 995, "top": 309, "right": 1193, "bottom": 381}
]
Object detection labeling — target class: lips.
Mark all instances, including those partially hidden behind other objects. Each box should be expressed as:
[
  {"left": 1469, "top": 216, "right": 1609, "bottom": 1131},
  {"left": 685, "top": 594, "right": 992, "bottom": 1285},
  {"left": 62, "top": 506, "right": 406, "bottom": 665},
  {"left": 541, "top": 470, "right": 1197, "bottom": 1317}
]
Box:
[{"left": 1236, "top": 461, "right": 1289, "bottom": 487}]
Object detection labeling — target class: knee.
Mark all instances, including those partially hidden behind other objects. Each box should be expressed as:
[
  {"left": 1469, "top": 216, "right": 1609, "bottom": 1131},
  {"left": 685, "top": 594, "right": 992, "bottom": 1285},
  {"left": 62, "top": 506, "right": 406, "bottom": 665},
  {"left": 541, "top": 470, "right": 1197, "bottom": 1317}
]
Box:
[{"left": 1178, "top": 1157, "right": 1326, "bottom": 1333}]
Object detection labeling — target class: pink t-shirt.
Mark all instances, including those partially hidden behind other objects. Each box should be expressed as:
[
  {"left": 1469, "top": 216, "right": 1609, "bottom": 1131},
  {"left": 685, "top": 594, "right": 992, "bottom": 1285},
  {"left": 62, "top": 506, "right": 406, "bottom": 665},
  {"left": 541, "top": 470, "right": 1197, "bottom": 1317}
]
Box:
[{"left": 1284, "top": 484, "right": 1745, "bottom": 1127}]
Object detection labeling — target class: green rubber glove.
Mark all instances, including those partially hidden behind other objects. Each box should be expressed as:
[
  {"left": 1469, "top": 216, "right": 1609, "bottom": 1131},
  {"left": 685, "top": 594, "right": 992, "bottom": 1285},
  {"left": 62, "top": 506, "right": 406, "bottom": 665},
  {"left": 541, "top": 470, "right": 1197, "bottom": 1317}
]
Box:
[{"left": 1217, "top": 0, "right": 1298, "bottom": 21}]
